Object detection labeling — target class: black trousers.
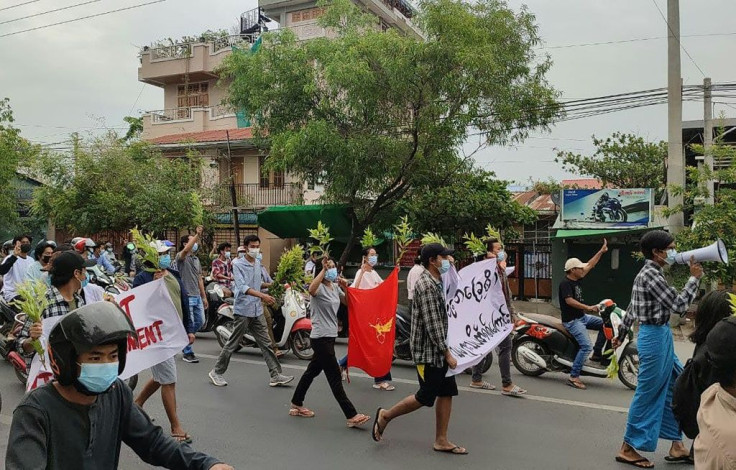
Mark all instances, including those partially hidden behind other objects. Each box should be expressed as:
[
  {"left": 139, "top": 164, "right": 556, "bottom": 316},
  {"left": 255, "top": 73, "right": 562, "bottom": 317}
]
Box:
[{"left": 291, "top": 337, "right": 357, "bottom": 419}]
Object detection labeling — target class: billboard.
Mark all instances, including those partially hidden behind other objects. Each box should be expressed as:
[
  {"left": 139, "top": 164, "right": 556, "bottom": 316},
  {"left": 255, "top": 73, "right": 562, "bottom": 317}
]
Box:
[{"left": 560, "top": 188, "right": 653, "bottom": 228}]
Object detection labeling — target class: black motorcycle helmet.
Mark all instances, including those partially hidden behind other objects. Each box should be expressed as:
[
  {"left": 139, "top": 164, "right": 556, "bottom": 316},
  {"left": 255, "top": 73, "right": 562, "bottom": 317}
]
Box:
[{"left": 48, "top": 302, "right": 136, "bottom": 394}]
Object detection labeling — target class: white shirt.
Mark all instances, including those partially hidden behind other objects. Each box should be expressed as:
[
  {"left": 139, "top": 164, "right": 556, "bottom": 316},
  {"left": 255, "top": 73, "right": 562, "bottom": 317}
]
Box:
[
  {"left": 83, "top": 283, "right": 106, "bottom": 304},
  {"left": 3, "top": 255, "right": 35, "bottom": 301},
  {"left": 352, "top": 269, "right": 382, "bottom": 289},
  {"left": 305, "top": 259, "right": 316, "bottom": 276},
  {"left": 406, "top": 264, "right": 424, "bottom": 300}
]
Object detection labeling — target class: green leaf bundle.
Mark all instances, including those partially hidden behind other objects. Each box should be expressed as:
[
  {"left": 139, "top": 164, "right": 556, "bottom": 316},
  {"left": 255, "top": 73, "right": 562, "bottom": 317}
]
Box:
[
  {"left": 131, "top": 227, "right": 160, "bottom": 272},
  {"left": 393, "top": 216, "right": 414, "bottom": 261},
  {"left": 360, "top": 227, "right": 379, "bottom": 249},
  {"left": 307, "top": 221, "right": 333, "bottom": 259},
  {"left": 463, "top": 232, "right": 487, "bottom": 257},
  {"left": 12, "top": 279, "right": 50, "bottom": 367},
  {"left": 270, "top": 245, "right": 308, "bottom": 302}
]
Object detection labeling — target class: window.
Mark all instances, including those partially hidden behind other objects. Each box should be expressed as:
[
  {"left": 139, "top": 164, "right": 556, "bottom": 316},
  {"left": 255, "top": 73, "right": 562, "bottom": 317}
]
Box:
[
  {"left": 291, "top": 7, "right": 325, "bottom": 23},
  {"left": 259, "top": 156, "right": 285, "bottom": 189},
  {"left": 177, "top": 82, "right": 209, "bottom": 109}
]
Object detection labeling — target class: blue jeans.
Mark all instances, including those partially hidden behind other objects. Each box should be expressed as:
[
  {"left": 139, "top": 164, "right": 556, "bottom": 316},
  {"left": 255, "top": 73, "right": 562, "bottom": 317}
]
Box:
[
  {"left": 183, "top": 296, "right": 205, "bottom": 355},
  {"left": 563, "top": 314, "right": 606, "bottom": 378},
  {"left": 337, "top": 354, "right": 392, "bottom": 383}
]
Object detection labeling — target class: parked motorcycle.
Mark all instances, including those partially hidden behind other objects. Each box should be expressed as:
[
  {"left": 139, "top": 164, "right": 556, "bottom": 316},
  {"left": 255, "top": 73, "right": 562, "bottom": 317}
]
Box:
[
  {"left": 511, "top": 299, "right": 639, "bottom": 390},
  {"left": 215, "top": 284, "right": 313, "bottom": 360},
  {"left": 88, "top": 265, "right": 122, "bottom": 295}
]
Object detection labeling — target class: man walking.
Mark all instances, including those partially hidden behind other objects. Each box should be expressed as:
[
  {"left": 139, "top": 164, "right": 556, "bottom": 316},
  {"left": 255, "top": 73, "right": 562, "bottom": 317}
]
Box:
[
  {"left": 372, "top": 243, "right": 467, "bottom": 454},
  {"left": 175, "top": 225, "right": 208, "bottom": 363},
  {"left": 558, "top": 239, "right": 608, "bottom": 390},
  {"left": 208, "top": 235, "right": 293, "bottom": 387},
  {"left": 1, "top": 234, "right": 36, "bottom": 305}
]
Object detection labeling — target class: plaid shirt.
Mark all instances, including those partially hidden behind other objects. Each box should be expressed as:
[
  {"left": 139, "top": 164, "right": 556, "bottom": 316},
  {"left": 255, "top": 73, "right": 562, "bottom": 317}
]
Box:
[
  {"left": 17, "top": 286, "right": 85, "bottom": 356},
  {"left": 618, "top": 259, "right": 699, "bottom": 340},
  {"left": 410, "top": 269, "right": 448, "bottom": 367},
  {"left": 211, "top": 257, "right": 232, "bottom": 288}
]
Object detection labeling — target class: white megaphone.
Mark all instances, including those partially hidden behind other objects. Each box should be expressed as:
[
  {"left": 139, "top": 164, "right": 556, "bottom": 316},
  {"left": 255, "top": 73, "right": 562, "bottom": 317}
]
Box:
[{"left": 674, "top": 239, "right": 729, "bottom": 264}]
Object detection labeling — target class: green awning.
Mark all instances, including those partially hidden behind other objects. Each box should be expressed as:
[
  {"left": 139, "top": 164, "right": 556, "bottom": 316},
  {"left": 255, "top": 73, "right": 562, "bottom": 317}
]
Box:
[
  {"left": 553, "top": 226, "right": 661, "bottom": 240},
  {"left": 257, "top": 204, "right": 353, "bottom": 240}
]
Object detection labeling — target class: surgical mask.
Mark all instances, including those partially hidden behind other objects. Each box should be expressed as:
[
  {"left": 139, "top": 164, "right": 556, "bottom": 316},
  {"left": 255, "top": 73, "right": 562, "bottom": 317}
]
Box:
[
  {"left": 79, "top": 272, "right": 90, "bottom": 288},
  {"left": 192, "top": 243, "right": 199, "bottom": 253},
  {"left": 665, "top": 248, "right": 677, "bottom": 266},
  {"left": 325, "top": 268, "right": 338, "bottom": 282},
  {"left": 438, "top": 259, "right": 451, "bottom": 274},
  {"left": 368, "top": 255, "right": 378, "bottom": 266},
  {"left": 497, "top": 251, "right": 507, "bottom": 262},
  {"left": 76, "top": 362, "right": 119, "bottom": 394},
  {"left": 256, "top": 253, "right": 263, "bottom": 262},
  {"left": 248, "top": 248, "right": 260, "bottom": 258},
  {"left": 159, "top": 254, "right": 171, "bottom": 269},
  {"left": 107, "top": 248, "right": 113, "bottom": 253},
  {"left": 224, "top": 251, "right": 231, "bottom": 259},
  {"left": 238, "top": 252, "right": 245, "bottom": 259},
  {"left": 20, "top": 243, "right": 31, "bottom": 254}
]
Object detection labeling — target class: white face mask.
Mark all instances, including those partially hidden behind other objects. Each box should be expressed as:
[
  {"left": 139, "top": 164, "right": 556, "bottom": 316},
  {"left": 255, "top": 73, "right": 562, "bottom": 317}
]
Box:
[{"left": 248, "top": 248, "right": 260, "bottom": 258}]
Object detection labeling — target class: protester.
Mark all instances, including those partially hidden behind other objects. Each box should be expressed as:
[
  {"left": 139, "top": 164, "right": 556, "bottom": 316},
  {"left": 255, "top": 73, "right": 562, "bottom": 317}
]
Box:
[
  {"left": 25, "top": 241, "right": 55, "bottom": 281},
  {"left": 406, "top": 254, "right": 423, "bottom": 315},
  {"left": 208, "top": 235, "right": 293, "bottom": 388},
  {"left": 305, "top": 252, "right": 318, "bottom": 277},
  {"left": 124, "top": 242, "right": 136, "bottom": 276},
  {"left": 694, "top": 316, "right": 736, "bottom": 469},
  {"left": 613, "top": 230, "right": 702, "bottom": 468},
  {"left": 338, "top": 247, "right": 394, "bottom": 390},
  {"left": 90, "top": 241, "right": 115, "bottom": 274},
  {"left": 372, "top": 243, "right": 467, "bottom": 454},
  {"left": 1, "top": 234, "right": 36, "bottom": 304},
  {"left": 211, "top": 242, "right": 234, "bottom": 297},
  {"left": 5, "top": 302, "right": 233, "bottom": 470},
  {"left": 175, "top": 225, "right": 208, "bottom": 363},
  {"left": 289, "top": 256, "right": 371, "bottom": 427},
  {"left": 469, "top": 238, "right": 527, "bottom": 396},
  {"left": 133, "top": 241, "right": 195, "bottom": 444},
  {"left": 558, "top": 239, "right": 608, "bottom": 390}
]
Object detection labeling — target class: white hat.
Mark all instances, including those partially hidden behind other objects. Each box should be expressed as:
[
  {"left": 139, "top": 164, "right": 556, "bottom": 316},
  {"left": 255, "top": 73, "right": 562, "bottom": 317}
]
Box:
[
  {"left": 149, "top": 240, "right": 171, "bottom": 254},
  {"left": 564, "top": 258, "right": 588, "bottom": 272}
]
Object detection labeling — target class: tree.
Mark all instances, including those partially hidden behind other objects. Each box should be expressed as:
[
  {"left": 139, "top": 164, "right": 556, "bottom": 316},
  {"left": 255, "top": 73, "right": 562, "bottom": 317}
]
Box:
[
  {"left": 222, "top": 0, "right": 560, "bottom": 264},
  {"left": 556, "top": 132, "right": 667, "bottom": 194},
  {"left": 30, "top": 134, "right": 207, "bottom": 234}
]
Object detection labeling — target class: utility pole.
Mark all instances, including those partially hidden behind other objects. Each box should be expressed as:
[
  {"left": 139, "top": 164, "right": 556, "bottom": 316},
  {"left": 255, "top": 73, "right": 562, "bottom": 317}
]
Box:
[
  {"left": 226, "top": 131, "right": 241, "bottom": 244},
  {"left": 703, "top": 77, "right": 714, "bottom": 205},
  {"left": 666, "top": 0, "right": 685, "bottom": 232}
]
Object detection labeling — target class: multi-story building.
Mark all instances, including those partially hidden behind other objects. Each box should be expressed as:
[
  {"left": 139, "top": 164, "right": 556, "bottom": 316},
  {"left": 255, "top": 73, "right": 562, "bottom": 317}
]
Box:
[{"left": 137, "top": 0, "right": 420, "bottom": 266}]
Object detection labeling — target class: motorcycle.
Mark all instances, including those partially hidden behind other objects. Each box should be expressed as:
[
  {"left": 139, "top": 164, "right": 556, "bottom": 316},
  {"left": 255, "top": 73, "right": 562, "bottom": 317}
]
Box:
[
  {"left": 88, "top": 265, "right": 123, "bottom": 295},
  {"left": 215, "top": 284, "right": 313, "bottom": 360},
  {"left": 511, "top": 299, "right": 639, "bottom": 390},
  {"left": 201, "top": 278, "right": 232, "bottom": 333},
  {"left": 592, "top": 199, "right": 627, "bottom": 223}
]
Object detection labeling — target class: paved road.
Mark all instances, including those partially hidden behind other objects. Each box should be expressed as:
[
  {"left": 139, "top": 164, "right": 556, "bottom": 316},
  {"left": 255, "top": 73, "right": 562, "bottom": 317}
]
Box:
[{"left": 0, "top": 334, "right": 696, "bottom": 469}]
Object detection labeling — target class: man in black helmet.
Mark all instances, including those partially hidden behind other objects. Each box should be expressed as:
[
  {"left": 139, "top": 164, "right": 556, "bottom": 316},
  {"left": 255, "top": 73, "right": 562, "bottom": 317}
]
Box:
[{"left": 5, "top": 302, "right": 233, "bottom": 470}]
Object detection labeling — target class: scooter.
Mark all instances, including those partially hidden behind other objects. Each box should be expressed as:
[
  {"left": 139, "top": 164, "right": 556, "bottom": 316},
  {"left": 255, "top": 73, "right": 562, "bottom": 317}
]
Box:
[
  {"left": 215, "top": 284, "right": 313, "bottom": 360},
  {"left": 88, "top": 265, "right": 122, "bottom": 295},
  {"left": 511, "top": 299, "right": 639, "bottom": 390},
  {"left": 201, "top": 278, "right": 232, "bottom": 332}
]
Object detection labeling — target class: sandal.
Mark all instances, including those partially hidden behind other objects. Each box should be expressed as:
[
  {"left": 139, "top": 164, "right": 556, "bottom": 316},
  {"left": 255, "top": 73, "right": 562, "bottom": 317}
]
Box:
[
  {"left": 171, "top": 433, "right": 193, "bottom": 444},
  {"left": 615, "top": 456, "right": 654, "bottom": 468},
  {"left": 501, "top": 384, "right": 527, "bottom": 397},
  {"left": 275, "top": 350, "right": 286, "bottom": 359},
  {"left": 433, "top": 445, "right": 468, "bottom": 455},
  {"left": 469, "top": 381, "right": 496, "bottom": 390},
  {"left": 289, "top": 406, "right": 315, "bottom": 418},
  {"left": 372, "top": 408, "right": 386, "bottom": 442},
  {"left": 567, "top": 378, "right": 587, "bottom": 390},
  {"left": 347, "top": 413, "right": 371, "bottom": 428},
  {"left": 372, "top": 382, "right": 396, "bottom": 391}
]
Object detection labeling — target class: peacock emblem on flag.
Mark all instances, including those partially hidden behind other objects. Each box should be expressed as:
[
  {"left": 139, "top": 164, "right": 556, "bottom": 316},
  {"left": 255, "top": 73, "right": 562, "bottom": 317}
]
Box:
[{"left": 369, "top": 318, "right": 393, "bottom": 344}]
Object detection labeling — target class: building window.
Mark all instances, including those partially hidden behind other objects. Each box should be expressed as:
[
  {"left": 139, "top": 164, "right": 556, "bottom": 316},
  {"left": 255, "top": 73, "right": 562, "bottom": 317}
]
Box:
[
  {"left": 259, "top": 156, "right": 285, "bottom": 189},
  {"left": 291, "top": 7, "right": 325, "bottom": 23},
  {"left": 177, "top": 82, "right": 209, "bottom": 109}
]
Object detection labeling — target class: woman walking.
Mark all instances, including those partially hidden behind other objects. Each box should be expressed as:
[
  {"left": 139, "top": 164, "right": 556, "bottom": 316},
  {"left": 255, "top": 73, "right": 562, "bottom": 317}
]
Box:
[{"left": 289, "top": 257, "right": 371, "bottom": 428}]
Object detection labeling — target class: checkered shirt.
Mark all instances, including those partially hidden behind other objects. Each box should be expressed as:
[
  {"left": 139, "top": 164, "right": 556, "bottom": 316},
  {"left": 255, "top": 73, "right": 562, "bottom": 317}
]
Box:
[
  {"left": 17, "top": 286, "right": 85, "bottom": 356},
  {"left": 410, "top": 269, "right": 448, "bottom": 367}
]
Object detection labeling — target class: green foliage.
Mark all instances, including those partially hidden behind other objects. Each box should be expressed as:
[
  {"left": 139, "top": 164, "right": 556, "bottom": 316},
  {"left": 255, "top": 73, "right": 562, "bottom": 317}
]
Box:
[
  {"left": 556, "top": 132, "right": 667, "bottom": 193},
  {"left": 727, "top": 293, "right": 736, "bottom": 316},
  {"left": 221, "top": 0, "right": 559, "bottom": 263},
  {"left": 308, "top": 221, "right": 333, "bottom": 258},
  {"left": 485, "top": 224, "right": 502, "bottom": 243},
  {"left": 463, "top": 232, "right": 486, "bottom": 257},
  {"left": 530, "top": 178, "right": 564, "bottom": 195},
  {"left": 270, "top": 245, "right": 308, "bottom": 301},
  {"left": 122, "top": 116, "right": 143, "bottom": 142},
  {"left": 30, "top": 134, "right": 204, "bottom": 234},
  {"left": 147, "top": 29, "right": 231, "bottom": 50},
  {"left": 360, "top": 227, "right": 379, "bottom": 249},
  {"left": 131, "top": 228, "right": 160, "bottom": 272},
  {"left": 421, "top": 232, "right": 446, "bottom": 247},
  {"left": 12, "top": 279, "right": 49, "bottom": 366},
  {"left": 393, "top": 215, "right": 414, "bottom": 261},
  {"left": 0, "top": 99, "right": 38, "bottom": 230}
]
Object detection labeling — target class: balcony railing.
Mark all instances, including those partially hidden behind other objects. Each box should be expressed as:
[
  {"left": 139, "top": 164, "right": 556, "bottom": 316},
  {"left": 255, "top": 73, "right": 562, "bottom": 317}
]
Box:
[
  {"left": 147, "top": 106, "right": 237, "bottom": 124},
  {"left": 214, "top": 183, "right": 303, "bottom": 208}
]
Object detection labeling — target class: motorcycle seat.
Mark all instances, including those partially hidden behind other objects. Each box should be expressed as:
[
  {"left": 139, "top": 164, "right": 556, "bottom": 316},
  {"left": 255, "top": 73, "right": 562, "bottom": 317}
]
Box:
[{"left": 523, "top": 313, "right": 575, "bottom": 340}]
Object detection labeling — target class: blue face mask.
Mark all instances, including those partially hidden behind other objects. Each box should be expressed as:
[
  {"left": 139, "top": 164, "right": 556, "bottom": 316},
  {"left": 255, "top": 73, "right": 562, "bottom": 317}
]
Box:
[
  {"left": 497, "top": 251, "right": 507, "bottom": 262},
  {"left": 438, "top": 259, "right": 451, "bottom": 274},
  {"left": 77, "top": 361, "right": 119, "bottom": 394},
  {"left": 238, "top": 252, "right": 245, "bottom": 259},
  {"left": 256, "top": 253, "right": 263, "bottom": 262},
  {"left": 225, "top": 251, "right": 231, "bottom": 259},
  {"left": 192, "top": 243, "right": 199, "bottom": 253},
  {"left": 368, "top": 255, "right": 378, "bottom": 266},
  {"left": 665, "top": 248, "right": 677, "bottom": 265},
  {"left": 325, "top": 267, "right": 338, "bottom": 282},
  {"left": 159, "top": 254, "right": 171, "bottom": 269},
  {"left": 80, "top": 272, "right": 89, "bottom": 288}
]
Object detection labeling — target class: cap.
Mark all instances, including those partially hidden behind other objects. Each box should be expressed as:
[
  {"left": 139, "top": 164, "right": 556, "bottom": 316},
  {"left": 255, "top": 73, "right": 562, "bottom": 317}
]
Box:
[
  {"left": 420, "top": 243, "right": 454, "bottom": 262},
  {"left": 705, "top": 316, "right": 736, "bottom": 368},
  {"left": 149, "top": 241, "right": 171, "bottom": 254},
  {"left": 163, "top": 240, "right": 175, "bottom": 247},
  {"left": 564, "top": 258, "right": 588, "bottom": 272},
  {"left": 49, "top": 251, "right": 95, "bottom": 277}
]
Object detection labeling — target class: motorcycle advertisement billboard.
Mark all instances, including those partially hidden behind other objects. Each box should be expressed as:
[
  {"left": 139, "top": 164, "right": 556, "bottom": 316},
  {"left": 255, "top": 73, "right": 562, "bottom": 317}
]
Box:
[{"left": 560, "top": 188, "right": 653, "bottom": 228}]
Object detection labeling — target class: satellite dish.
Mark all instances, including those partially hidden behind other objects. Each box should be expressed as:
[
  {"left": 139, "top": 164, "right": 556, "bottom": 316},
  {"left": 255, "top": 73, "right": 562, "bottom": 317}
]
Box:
[{"left": 550, "top": 191, "right": 561, "bottom": 207}]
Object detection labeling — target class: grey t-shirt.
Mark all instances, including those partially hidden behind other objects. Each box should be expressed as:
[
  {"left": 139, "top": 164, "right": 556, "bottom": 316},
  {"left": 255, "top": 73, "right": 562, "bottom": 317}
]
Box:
[
  {"left": 310, "top": 282, "right": 343, "bottom": 339},
  {"left": 6, "top": 380, "right": 220, "bottom": 470},
  {"left": 175, "top": 252, "right": 201, "bottom": 297}
]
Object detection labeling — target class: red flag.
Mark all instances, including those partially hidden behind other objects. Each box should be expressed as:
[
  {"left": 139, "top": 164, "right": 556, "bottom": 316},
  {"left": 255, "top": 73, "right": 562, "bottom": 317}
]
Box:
[{"left": 346, "top": 267, "right": 398, "bottom": 377}]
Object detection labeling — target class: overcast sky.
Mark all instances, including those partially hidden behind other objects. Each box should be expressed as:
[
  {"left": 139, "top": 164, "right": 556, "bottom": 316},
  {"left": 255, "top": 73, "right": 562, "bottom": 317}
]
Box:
[{"left": 1, "top": 0, "right": 734, "bottom": 184}]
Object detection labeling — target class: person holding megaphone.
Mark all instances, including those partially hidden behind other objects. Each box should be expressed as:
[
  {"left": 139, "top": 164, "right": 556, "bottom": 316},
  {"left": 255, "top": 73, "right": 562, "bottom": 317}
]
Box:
[{"left": 613, "top": 230, "right": 703, "bottom": 468}]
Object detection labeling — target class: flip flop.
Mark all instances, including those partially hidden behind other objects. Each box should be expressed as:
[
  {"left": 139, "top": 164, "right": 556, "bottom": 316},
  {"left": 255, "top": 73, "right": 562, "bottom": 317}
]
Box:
[
  {"left": 567, "top": 379, "right": 587, "bottom": 390},
  {"left": 289, "top": 407, "right": 315, "bottom": 418},
  {"left": 502, "top": 384, "right": 527, "bottom": 396},
  {"left": 347, "top": 414, "right": 371, "bottom": 428},
  {"left": 371, "top": 408, "right": 385, "bottom": 442},
  {"left": 433, "top": 446, "right": 468, "bottom": 455},
  {"left": 469, "top": 381, "right": 496, "bottom": 390},
  {"left": 615, "top": 456, "right": 654, "bottom": 468},
  {"left": 171, "top": 433, "right": 193, "bottom": 444},
  {"left": 372, "top": 382, "right": 396, "bottom": 391},
  {"left": 664, "top": 455, "right": 694, "bottom": 464}
]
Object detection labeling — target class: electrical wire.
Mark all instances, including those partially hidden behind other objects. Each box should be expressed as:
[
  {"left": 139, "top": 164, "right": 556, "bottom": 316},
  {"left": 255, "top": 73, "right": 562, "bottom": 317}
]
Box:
[
  {"left": 0, "top": 0, "right": 166, "bottom": 39},
  {"left": 542, "top": 32, "right": 736, "bottom": 50},
  {"left": 0, "top": 0, "right": 40, "bottom": 12},
  {"left": 650, "top": 0, "right": 707, "bottom": 78},
  {"left": 0, "top": 0, "right": 103, "bottom": 26}
]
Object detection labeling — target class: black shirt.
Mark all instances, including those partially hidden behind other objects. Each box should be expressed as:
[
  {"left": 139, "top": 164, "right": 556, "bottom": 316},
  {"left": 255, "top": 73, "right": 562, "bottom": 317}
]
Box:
[{"left": 559, "top": 277, "right": 585, "bottom": 322}]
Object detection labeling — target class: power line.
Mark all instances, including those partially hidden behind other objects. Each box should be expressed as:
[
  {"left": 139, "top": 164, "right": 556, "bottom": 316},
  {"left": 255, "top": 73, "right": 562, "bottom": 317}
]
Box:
[
  {"left": 128, "top": 84, "right": 146, "bottom": 116},
  {"left": 542, "top": 32, "right": 736, "bottom": 50},
  {"left": 0, "top": 0, "right": 166, "bottom": 39},
  {"left": 0, "top": 0, "right": 40, "bottom": 12},
  {"left": 650, "top": 0, "right": 707, "bottom": 78},
  {"left": 0, "top": 0, "right": 103, "bottom": 26}
]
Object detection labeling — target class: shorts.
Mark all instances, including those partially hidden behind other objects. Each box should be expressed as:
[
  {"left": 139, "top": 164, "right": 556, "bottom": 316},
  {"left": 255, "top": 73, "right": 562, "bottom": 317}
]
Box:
[
  {"left": 151, "top": 356, "right": 177, "bottom": 385},
  {"left": 414, "top": 363, "right": 458, "bottom": 407}
]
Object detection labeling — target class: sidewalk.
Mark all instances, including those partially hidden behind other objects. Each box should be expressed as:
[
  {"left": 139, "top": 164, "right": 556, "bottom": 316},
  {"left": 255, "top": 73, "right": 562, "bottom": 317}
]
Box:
[{"left": 512, "top": 299, "right": 695, "bottom": 342}]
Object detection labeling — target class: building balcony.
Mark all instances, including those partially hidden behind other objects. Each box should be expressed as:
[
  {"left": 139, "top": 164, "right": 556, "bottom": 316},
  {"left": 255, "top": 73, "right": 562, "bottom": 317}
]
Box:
[
  {"left": 141, "top": 106, "right": 240, "bottom": 141},
  {"left": 213, "top": 183, "right": 304, "bottom": 208}
]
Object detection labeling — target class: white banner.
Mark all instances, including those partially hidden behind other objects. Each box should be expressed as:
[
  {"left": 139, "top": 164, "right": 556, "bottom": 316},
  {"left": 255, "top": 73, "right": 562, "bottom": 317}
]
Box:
[
  {"left": 27, "top": 278, "right": 188, "bottom": 391},
  {"left": 443, "top": 259, "right": 513, "bottom": 376}
]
